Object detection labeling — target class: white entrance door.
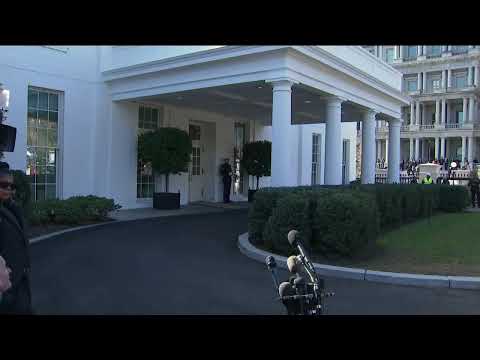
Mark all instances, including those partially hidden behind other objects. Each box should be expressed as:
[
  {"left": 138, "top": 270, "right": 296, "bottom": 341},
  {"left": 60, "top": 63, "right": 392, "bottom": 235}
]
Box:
[{"left": 189, "top": 123, "right": 206, "bottom": 202}]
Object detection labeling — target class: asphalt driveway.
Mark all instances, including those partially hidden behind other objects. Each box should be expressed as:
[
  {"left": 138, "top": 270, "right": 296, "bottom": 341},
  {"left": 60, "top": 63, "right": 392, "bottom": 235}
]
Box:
[{"left": 30, "top": 210, "right": 480, "bottom": 315}]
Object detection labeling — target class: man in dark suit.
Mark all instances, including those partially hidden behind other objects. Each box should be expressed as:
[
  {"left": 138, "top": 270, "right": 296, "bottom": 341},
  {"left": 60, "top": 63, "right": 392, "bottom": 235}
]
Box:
[{"left": 0, "top": 161, "right": 32, "bottom": 314}]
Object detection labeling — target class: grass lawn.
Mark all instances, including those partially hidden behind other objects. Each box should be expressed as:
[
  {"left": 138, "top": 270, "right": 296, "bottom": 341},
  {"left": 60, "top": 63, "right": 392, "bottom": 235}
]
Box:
[{"left": 310, "top": 211, "right": 480, "bottom": 276}]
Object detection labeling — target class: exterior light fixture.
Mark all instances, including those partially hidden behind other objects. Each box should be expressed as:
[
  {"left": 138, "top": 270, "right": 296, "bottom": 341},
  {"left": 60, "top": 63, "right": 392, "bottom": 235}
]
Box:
[
  {"left": 257, "top": 86, "right": 263, "bottom": 89},
  {"left": 304, "top": 100, "right": 312, "bottom": 104}
]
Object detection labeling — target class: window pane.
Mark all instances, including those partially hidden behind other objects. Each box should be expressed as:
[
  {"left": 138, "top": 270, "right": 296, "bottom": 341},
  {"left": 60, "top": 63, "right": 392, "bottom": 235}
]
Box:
[
  {"left": 46, "top": 185, "right": 56, "bottom": 199},
  {"left": 47, "top": 129, "right": 57, "bottom": 147},
  {"left": 48, "top": 111, "right": 58, "bottom": 129},
  {"left": 28, "top": 108, "right": 37, "bottom": 128},
  {"left": 39, "top": 92, "right": 48, "bottom": 110},
  {"left": 46, "top": 166, "right": 56, "bottom": 183},
  {"left": 139, "top": 106, "right": 144, "bottom": 122},
  {"left": 36, "top": 183, "right": 46, "bottom": 201},
  {"left": 38, "top": 110, "right": 49, "bottom": 128},
  {"left": 36, "top": 148, "right": 47, "bottom": 165},
  {"left": 47, "top": 149, "right": 56, "bottom": 165},
  {"left": 38, "top": 128, "right": 48, "bottom": 147},
  {"left": 145, "top": 107, "right": 151, "bottom": 124},
  {"left": 28, "top": 89, "right": 39, "bottom": 108},
  {"left": 49, "top": 94, "right": 58, "bottom": 111},
  {"left": 152, "top": 109, "right": 158, "bottom": 127},
  {"left": 28, "top": 127, "right": 37, "bottom": 146}
]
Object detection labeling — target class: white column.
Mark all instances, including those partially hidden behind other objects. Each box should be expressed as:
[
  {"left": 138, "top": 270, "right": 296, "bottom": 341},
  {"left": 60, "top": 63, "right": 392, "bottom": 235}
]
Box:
[
  {"left": 446, "top": 100, "right": 450, "bottom": 124},
  {"left": 435, "top": 100, "right": 440, "bottom": 125},
  {"left": 441, "top": 70, "right": 446, "bottom": 89},
  {"left": 468, "top": 67, "right": 473, "bottom": 86},
  {"left": 269, "top": 79, "right": 298, "bottom": 187},
  {"left": 387, "top": 118, "right": 401, "bottom": 183},
  {"left": 361, "top": 109, "right": 377, "bottom": 184},
  {"left": 469, "top": 97, "right": 475, "bottom": 123},
  {"left": 415, "top": 138, "right": 420, "bottom": 160},
  {"left": 416, "top": 101, "right": 421, "bottom": 125},
  {"left": 409, "top": 138, "right": 414, "bottom": 161},
  {"left": 435, "top": 137, "right": 439, "bottom": 160},
  {"left": 410, "top": 102, "right": 415, "bottom": 125},
  {"left": 448, "top": 45, "right": 452, "bottom": 52},
  {"left": 442, "top": 45, "right": 448, "bottom": 53},
  {"left": 463, "top": 98, "right": 468, "bottom": 123},
  {"left": 423, "top": 72, "right": 427, "bottom": 92},
  {"left": 441, "top": 98, "right": 446, "bottom": 124},
  {"left": 462, "top": 136, "right": 467, "bottom": 164},
  {"left": 423, "top": 45, "right": 428, "bottom": 55},
  {"left": 417, "top": 73, "right": 422, "bottom": 92},
  {"left": 418, "top": 45, "right": 423, "bottom": 56},
  {"left": 468, "top": 137, "right": 474, "bottom": 164},
  {"left": 475, "top": 66, "right": 479, "bottom": 87},
  {"left": 440, "top": 137, "right": 446, "bottom": 159},
  {"left": 394, "top": 46, "right": 399, "bottom": 60},
  {"left": 447, "top": 68, "right": 452, "bottom": 88},
  {"left": 399, "top": 46, "right": 404, "bottom": 60},
  {"left": 385, "top": 138, "right": 389, "bottom": 163},
  {"left": 324, "top": 96, "right": 345, "bottom": 185}
]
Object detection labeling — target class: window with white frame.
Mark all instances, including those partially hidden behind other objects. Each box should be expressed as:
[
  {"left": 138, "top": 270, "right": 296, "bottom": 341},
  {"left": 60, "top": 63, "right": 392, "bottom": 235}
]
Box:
[
  {"left": 406, "top": 46, "right": 417, "bottom": 59},
  {"left": 452, "top": 46, "right": 468, "bottom": 54},
  {"left": 453, "top": 71, "right": 467, "bottom": 89},
  {"left": 429, "top": 74, "right": 441, "bottom": 90},
  {"left": 311, "top": 133, "right": 322, "bottom": 185},
  {"left": 137, "top": 105, "right": 163, "bottom": 198},
  {"left": 405, "top": 77, "right": 418, "bottom": 92},
  {"left": 385, "top": 47, "right": 394, "bottom": 64},
  {"left": 26, "top": 87, "right": 61, "bottom": 201},
  {"left": 427, "top": 46, "right": 441, "bottom": 57},
  {"left": 456, "top": 110, "right": 464, "bottom": 123}
]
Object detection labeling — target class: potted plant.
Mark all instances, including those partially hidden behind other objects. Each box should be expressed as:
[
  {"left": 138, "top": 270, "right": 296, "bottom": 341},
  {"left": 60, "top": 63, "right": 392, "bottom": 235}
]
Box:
[
  {"left": 137, "top": 127, "right": 192, "bottom": 209},
  {"left": 240, "top": 140, "right": 271, "bottom": 202}
]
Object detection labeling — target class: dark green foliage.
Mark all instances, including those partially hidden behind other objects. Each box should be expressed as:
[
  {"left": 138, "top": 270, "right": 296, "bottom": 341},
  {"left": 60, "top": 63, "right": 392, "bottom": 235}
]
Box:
[
  {"left": 438, "top": 185, "right": 470, "bottom": 212},
  {"left": 28, "top": 195, "right": 121, "bottom": 226},
  {"left": 11, "top": 170, "right": 32, "bottom": 211},
  {"left": 262, "top": 193, "right": 314, "bottom": 253},
  {"left": 240, "top": 141, "right": 271, "bottom": 189},
  {"left": 250, "top": 184, "right": 469, "bottom": 258},
  {"left": 137, "top": 127, "right": 192, "bottom": 192},
  {"left": 311, "top": 191, "right": 378, "bottom": 258}
]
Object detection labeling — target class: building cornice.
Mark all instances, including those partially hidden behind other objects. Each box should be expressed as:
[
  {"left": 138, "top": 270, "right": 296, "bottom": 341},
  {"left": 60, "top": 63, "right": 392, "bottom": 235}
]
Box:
[{"left": 290, "top": 46, "right": 410, "bottom": 105}]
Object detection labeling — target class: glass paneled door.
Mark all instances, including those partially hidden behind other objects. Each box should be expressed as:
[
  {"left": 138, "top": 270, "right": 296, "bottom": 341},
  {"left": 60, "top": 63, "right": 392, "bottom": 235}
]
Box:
[
  {"left": 233, "top": 122, "right": 246, "bottom": 196},
  {"left": 189, "top": 123, "right": 205, "bottom": 202}
]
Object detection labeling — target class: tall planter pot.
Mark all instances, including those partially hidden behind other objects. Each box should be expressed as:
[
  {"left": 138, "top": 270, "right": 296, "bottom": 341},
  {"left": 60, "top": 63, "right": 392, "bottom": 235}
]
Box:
[{"left": 153, "top": 192, "right": 180, "bottom": 210}]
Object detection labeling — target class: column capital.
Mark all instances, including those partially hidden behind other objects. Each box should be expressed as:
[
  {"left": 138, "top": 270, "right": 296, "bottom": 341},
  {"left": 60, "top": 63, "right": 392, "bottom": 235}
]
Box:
[
  {"left": 324, "top": 96, "right": 347, "bottom": 107},
  {"left": 388, "top": 118, "right": 403, "bottom": 126},
  {"left": 266, "top": 78, "right": 298, "bottom": 91}
]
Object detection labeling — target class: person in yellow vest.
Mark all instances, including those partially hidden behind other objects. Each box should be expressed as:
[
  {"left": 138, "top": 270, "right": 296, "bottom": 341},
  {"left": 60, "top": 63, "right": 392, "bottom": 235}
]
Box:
[{"left": 422, "top": 174, "right": 433, "bottom": 184}]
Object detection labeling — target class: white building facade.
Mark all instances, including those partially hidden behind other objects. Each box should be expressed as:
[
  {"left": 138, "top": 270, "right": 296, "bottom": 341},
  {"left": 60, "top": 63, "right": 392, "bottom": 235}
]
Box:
[
  {"left": 1, "top": 46, "right": 408, "bottom": 209},
  {"left": 364, "top": 45, "right": 480, "bottom": 166}
]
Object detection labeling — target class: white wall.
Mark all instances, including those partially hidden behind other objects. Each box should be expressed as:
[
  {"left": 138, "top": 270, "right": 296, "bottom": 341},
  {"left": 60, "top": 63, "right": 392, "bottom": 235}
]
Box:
[{"left": 0, "top": 46, "right": 101, "bottom": 198}]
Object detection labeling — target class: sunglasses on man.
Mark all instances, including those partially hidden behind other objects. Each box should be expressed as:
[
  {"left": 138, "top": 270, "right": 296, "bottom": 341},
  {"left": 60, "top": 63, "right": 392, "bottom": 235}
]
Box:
[{"left": 0, "top": 182, "right": 15, "bottom": 191}]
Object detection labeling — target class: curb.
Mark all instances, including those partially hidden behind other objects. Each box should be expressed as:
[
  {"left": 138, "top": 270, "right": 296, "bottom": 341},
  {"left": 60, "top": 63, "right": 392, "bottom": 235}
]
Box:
[{"left": 237, "top": 232, "right": 480, "bottom": 290}]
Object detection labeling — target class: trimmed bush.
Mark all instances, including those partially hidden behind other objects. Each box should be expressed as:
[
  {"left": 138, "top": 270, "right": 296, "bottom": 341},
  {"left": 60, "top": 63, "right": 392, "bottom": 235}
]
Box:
[
  {"left": 311, "top": 190, "right": 378, "bottom": 258},
  {"left": 28, "top": 195, "right": 121, "bottom": 226},
  {"left": 249, "top": 184, "right": 469, "bottom": 258},
  {"left": 438, "top": 185, "right": 470, "bottom": 212},
  {"left": 11, "top": 170, "right": 32, "bottom": 212},
  {"left": 262, "top": 193, "right": 313, "bottom": 253}
]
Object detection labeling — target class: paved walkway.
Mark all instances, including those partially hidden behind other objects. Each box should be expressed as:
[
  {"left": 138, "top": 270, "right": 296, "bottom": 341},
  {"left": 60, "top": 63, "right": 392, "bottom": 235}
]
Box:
[
  {"left": 109, "top": 201, "right": 249, "bottom": 221},
  {"left": 29, "top": 210, "right": 480, "bottom": 315}
]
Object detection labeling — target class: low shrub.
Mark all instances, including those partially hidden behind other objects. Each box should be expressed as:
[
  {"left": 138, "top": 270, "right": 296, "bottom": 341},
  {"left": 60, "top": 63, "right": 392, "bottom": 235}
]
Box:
[
  {"left": 438, "top": 185, "right": 470, "bottom": 212},
  {"left": 28, "top": 195, "right": 121, "bottom": 226},
  {"left": 311, "top": 190, "right": 378, "bottom": 258},
  {"left": 11, "top": 170, "right": 32, "bottom": 212},
  {"left": 262, "top": 193, "right": 314, "bottom": 254}
]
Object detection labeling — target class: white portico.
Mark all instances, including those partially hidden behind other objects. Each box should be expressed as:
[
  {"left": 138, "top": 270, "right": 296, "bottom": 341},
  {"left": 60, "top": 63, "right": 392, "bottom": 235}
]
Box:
[{"left": 98, "top": 46, "right": 409, "bottom": 207}]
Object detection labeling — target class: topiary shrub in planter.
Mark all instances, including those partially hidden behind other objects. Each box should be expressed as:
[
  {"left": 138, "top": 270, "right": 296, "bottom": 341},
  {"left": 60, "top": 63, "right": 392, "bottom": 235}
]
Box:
[
  {"left": 138, "top": 127, "right": 192, "bottom": 209},
  {"left": 240, "top": 140, "right": 271, "bottom": 202},
  {"left": 311, "top": 190, "right": 378, "bottom": 258}
]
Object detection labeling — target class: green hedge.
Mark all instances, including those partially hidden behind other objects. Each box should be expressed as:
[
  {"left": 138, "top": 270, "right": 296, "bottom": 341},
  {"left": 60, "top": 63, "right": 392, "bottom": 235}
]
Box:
[
  {"left": 250, "top": 184, "right": 469, "bottom": 258},
  {"left": 29, "top": 195, "right": 121, "bottom": 226}
]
